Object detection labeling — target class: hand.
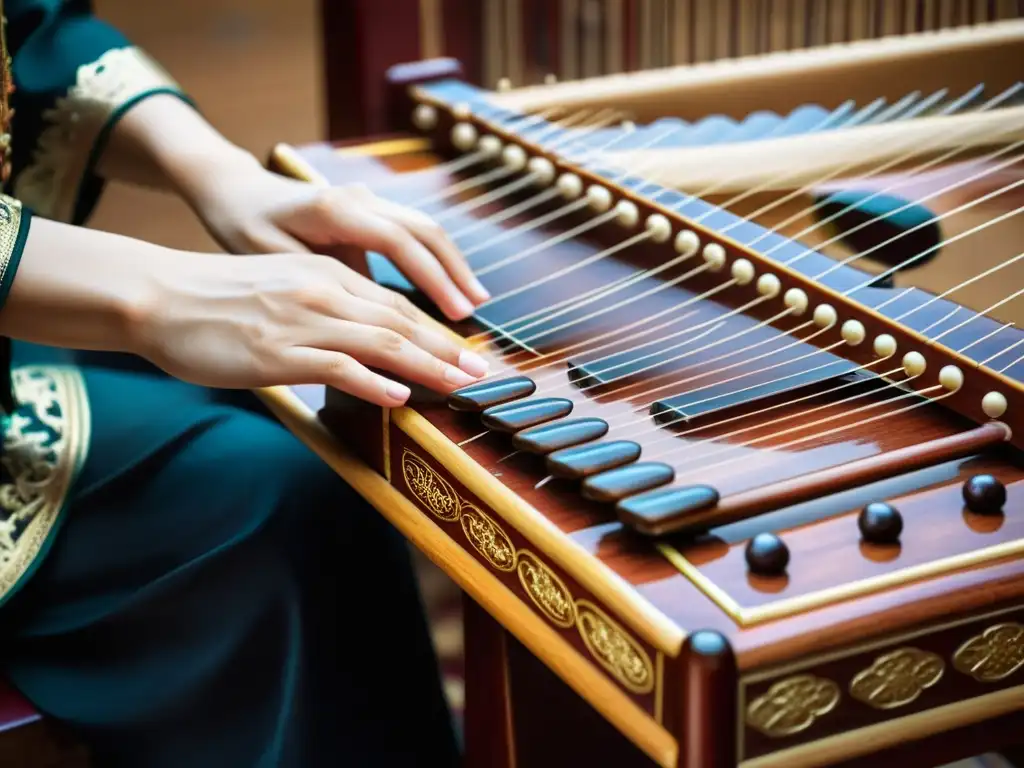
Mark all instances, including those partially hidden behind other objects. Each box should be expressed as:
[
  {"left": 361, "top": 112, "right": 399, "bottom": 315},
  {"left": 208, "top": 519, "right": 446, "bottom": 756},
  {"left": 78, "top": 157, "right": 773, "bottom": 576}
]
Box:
[
  {"left": 183, "top": 158, "right": 491, "bottom": 322},
  {"left": 135, "top": 249, "right": 490, "bottom": 406}
]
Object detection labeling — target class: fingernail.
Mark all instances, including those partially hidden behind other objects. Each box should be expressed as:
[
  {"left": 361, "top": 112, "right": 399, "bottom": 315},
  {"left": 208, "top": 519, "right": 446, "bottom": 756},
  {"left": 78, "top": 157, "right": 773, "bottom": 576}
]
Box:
[
  {"left": 445, "top": 366, "right": 477, "bottom": 387},
  {"left": 451, "top": 294, "right": 475, "bottom": 320},
  {"left": 458, "top": 350, "right": 489, "bottom": 377},
  {"left": 469, "top": 276, "right": 491, "bottom": 302},
  {"left": 386, "top": 382, "right": 411, "bottom": 402}
]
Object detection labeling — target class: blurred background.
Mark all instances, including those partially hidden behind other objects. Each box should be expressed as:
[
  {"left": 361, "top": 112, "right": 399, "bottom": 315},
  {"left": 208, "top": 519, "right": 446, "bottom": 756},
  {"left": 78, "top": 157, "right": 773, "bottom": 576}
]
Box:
[{"left": 90, "top": 0, "right": 321, "bottom": 249}]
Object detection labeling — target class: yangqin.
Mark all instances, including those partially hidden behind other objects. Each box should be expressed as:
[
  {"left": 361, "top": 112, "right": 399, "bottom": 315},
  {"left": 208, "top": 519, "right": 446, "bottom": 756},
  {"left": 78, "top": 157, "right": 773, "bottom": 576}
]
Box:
[{"left": 269, "top": 15, "right": 1024, "bottom": 768}]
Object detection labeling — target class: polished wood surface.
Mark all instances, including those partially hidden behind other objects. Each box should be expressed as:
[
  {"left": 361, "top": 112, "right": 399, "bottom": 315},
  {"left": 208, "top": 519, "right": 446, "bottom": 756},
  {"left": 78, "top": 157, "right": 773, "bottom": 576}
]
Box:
[{"left": 269, "top": 129, "right": 1024, "bottom": 765}]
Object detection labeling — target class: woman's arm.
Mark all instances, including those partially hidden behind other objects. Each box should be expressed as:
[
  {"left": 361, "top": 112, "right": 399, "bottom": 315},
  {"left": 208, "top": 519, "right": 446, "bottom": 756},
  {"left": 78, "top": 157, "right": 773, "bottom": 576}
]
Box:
[{"left": 0, "top": 211, "right": 489, "bottom": 406}]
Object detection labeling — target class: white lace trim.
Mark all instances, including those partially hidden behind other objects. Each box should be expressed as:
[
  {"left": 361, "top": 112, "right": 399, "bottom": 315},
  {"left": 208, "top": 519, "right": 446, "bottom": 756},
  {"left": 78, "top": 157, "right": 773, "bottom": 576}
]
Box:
[{"left": 14, "top": 46, "right": 181, "bottom": 222}]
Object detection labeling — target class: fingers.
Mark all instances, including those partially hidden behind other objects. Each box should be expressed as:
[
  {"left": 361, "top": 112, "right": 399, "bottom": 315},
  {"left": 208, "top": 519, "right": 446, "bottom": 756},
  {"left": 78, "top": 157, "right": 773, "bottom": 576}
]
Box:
[
  {"left": 282, "top": 347, "right": 412, "bottom": 407},
  {"left": 371, "top": 197, "right": 491, "bottom": 305},
  {"left": 347, "top": 208, "right": 477, "bottom": 322},
  {"left": 328, "top": 322, "right": 484, "bottom": 394},
  {"left": 306, "top": 286, "right": 489, "bottom": 378},
  {"left": 313, "top": 187, "right": 489, "bottom": 322}
]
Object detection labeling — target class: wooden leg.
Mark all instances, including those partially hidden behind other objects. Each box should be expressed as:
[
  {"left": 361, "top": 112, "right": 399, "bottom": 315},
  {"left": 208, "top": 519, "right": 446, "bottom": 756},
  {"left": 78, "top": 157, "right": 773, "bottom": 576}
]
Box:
[{"left": 462, "top": 593, "right": 516, "bottom": 768}]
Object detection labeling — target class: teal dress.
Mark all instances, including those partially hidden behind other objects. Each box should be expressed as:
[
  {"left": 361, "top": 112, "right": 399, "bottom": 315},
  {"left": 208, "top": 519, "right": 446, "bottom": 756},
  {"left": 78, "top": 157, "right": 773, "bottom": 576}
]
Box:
[{"left": 0, "top": 3, "right": 459, "bottom": 766}]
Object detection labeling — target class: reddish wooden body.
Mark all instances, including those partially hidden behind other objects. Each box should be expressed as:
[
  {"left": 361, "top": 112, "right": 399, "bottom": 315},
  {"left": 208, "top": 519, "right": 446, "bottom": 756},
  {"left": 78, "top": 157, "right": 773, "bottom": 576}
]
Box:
[{"left": 270, "top": 135, "right": 1024, "bottom": 766}]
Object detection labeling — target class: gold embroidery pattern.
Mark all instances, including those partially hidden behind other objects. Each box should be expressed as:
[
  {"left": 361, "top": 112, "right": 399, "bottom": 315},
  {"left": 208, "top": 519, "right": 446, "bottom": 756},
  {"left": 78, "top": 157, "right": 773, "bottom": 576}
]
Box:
[
  {"left": 953, "top": 623, "right": 1024, "bottom": 682},
  {"left": 15, "top": 47, "right": 183, "bottom": 223},
  {"left": 399, "top": 449, "right": 655, "bottom": 697},
  {"left": 0, "top": 193, "right": 23, "bottom": 287},
  {"left": 576, "top": 600, "right": 654, "bottom": 694},
  {"left": 517, "top": 550, "right": 576, "bottom": 628},
  {"left": 1, "top": 367, "right": 90, "bottom": 602},
  {"left": 746, "top": 675, "right": 841, "bottom": 737},
  {"left": 461, "top": 505, "right": 515, "bottom": 572},
  {"left": 849, "top": 648, "right": 944, "bottom": 710}
]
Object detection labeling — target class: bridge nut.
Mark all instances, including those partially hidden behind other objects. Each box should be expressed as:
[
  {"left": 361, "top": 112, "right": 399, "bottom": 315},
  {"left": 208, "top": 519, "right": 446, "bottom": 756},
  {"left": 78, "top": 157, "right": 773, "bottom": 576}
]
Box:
[
  {"left": 478, "top": 135, "right": 503, "bottom": 158},
  {"left": 874, "top": 334, "right": 897, "bottom": 358},
  {"left": 757, "top": 274, "right": 781, "bottom": 298},
  {"left": 841, "top": 320, "right": 866, "bottom": 346},
  {"left": 502, "top": 144, "right": 528, "bottom": 171},
  {"left": 982, "top": 391, "right": 1008, "bottom": 419},
  {"left": 557, "top": 173, "right": 583, "bottom": 199},
  {"left": 451, "top": 123, "right": 478, "bottom": 151},
  {"left": 675, "top": 230, "right": 700, "bottom": 257},
  {"left": 702, "top": 243, "right": 727, "bottom": 271},
  {"left": 731, "top": 259, "right": 756, "bottom": 285},
  {"left": 813, "top": 304, "right": 838, "bottom": 328},
  {"left": 587, "top": 184, "right": 613, "bottom": 212},
  {"left": 526, "top": 157, "right": 556, "bottom": 185},
  {"left": 902, "top": 351, "right": 927, "bottom": 377},
  {"left": 412, "top": 104, "right": 437, "bottom": 130},
  {"left": 645, "top": 214, "right": 672, "bottom": 243},
  {"left": 783, "top": 288, "right": 808, "bottom": 315},
  {"left": 615, "top": 200, "right": 640, "bottom": 228},
  {"left": 939, "top": 365, "right": 964, "bottom": 392}
]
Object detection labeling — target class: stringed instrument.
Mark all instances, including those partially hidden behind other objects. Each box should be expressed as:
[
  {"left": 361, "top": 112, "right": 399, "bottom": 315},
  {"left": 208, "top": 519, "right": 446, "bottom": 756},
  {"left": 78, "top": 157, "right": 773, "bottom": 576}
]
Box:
[{"left": 269, "top": 17, "right": 1024, "bottom": 768}]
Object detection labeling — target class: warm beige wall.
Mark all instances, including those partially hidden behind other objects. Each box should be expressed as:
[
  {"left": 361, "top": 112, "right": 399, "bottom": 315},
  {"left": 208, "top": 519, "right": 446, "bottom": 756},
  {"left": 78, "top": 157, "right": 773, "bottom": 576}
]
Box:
[{"left": 88, "top": 0, "right": 324, "bottom": 251}]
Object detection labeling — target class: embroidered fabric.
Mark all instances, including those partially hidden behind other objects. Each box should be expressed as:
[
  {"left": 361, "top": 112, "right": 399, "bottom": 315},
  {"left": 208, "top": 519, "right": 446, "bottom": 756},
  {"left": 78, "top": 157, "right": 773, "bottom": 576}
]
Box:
[
  {"left": 14, "top": 46, "right": 183, "bottom": 223},
  {"left": 0, "top": 366, "right": 89, "bottom": 604}
]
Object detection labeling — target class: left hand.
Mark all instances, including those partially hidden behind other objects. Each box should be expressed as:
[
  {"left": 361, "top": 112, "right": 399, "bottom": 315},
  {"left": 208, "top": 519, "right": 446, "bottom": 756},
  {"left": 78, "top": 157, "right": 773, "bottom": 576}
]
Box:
[{"left": 187, "top": 160, "right": 491, "bottom": 323}]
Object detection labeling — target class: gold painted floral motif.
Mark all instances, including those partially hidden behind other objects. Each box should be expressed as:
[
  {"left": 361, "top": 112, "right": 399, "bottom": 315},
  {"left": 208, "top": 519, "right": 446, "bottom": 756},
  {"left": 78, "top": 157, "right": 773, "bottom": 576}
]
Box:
[
  {"left": 746, "top": 674, "right": 841, "bottom": 737},
  {"left": 953, "top": 623, "right": 1024, "bottom": 683},
  {"left": 461, "top": 505, "right": 516, "bottom": 572},
  {"left": 516, "top": 550, "right": 576, "bottom": 628},
  {"left": 576, "top": 600, "right": 654, "bottom": 694},
  {"left": 402, "top": 451, "right": 461, "bottom": 521},
  {"left": 399, "top": 448, "right": 655, "bottom": 702},
  {"left": 849, "top": 647, "right": 944, "bottom": 710}
]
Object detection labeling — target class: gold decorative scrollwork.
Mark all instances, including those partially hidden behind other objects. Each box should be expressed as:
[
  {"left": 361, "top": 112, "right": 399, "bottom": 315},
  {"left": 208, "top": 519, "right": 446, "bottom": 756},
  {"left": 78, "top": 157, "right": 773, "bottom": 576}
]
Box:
[
  {"left": 576, "top": 600, "right": 654, "bottom": 694},
  {"left": 953, "top": 623, "right": 1024, "bottom": 683},
  {"left": 399, "top": 449, "right": 655, "bottom": 702},
  {"left": 461, "top": 504, "right": 516, "bottom": 572},
  {"left": 746, "top": 675, "right": 841, "bottom": 737},
  {"left": 402, "top": 451, "right": 461, "bottom": 521},
  {"left": 517, "top": 549, "right": 576, "bottom": 628},
  {"left": 849, "top": 647, "right": 944, "bottom": 710}
]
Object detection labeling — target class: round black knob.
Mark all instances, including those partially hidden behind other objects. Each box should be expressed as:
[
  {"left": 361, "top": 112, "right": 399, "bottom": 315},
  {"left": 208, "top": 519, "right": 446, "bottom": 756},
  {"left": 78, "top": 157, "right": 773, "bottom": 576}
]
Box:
[
  {"left": 858, "top": 502, "right": 903, "bottom": 544},
  {"left": 745, "top": 533, "right": 789, "bottom": 576},
  {"left": 963, "top": 474, "right": 1006, "bottom": 515}
]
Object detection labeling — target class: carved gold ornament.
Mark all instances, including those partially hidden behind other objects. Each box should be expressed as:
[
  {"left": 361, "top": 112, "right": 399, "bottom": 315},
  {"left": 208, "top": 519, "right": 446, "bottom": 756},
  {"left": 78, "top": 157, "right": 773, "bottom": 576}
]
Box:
[
  {"left": 400, "top": 449, "right": 655, "bottom": 697},
  {"left": 953, "top": 623, "right": 1024, "bottom": 683},
  {"left": 746, "top": 675, "right": 841, "bottom": 737},
  {"left": 849, "top": 647, "right": 944, "bottom": 710},
  {"left": 576, "top": 600, "right": 654, "bottom": 694},
  {"left": 517, "top": 550, "right": 576, "bottom": 627}
]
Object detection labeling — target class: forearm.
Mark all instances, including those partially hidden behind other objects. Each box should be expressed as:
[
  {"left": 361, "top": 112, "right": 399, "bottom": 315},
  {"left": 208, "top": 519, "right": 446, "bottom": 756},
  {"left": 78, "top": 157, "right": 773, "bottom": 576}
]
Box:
[
  {"left": 95, "top": 94, "right": 263, "bottom": 202},
  {"left": 0, "top": 216, "right": 161, "bottom": 354}
]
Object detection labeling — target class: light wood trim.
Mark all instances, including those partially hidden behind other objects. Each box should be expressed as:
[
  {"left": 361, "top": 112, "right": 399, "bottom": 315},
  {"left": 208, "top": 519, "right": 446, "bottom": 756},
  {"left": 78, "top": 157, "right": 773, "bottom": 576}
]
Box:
[
  {"left": 393, "top": 406, "right": 685, "bottom": 656},
  {"left": 255, "top": 385, "right": 677, "bottom": 768},
  {"left": 488, "top": 19, "right": 1024, "bottom": 113},
  {"left": 740, "top": 684, "right": 1024, "bottom": 768},
  {"left": 596, "top": 105, "right": 1024, "bottom": 193},
  {"left": 271, "top": 142, "right": 330, "bottom": 185}
]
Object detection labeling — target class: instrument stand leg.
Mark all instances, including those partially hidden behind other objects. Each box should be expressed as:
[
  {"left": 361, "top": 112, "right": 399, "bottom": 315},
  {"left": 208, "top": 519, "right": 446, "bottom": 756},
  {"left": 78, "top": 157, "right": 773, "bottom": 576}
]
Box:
[{"left": 462, "top": 594, "right": 516, "bottom": 768}]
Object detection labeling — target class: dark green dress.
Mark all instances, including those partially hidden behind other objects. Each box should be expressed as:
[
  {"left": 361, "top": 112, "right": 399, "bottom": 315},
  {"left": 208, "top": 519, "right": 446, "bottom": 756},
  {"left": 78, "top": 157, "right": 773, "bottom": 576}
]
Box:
[{"left": 0, "top": 3, "right": 459, "bottom": 766}]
